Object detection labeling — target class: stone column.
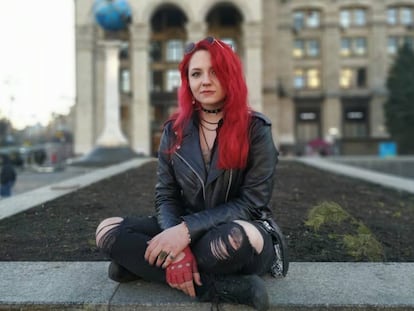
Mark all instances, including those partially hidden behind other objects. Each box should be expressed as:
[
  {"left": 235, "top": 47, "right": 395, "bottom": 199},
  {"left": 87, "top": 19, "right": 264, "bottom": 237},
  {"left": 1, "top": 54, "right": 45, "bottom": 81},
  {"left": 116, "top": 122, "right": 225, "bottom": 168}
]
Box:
[
  {"left": 95, "top": 40, "right": 106, "bottom": 142},
  {"left": 278, "top": 97, "right": 296, "bottom": 146},
  {"left": 262, "top": 0, "right": 281, "bottom": 145},
  {"left": 370, "top": 2, "right": 388, "bottom": 95},
  {"left": 370, "top": 2, "right": 388, "bottom": 138},
  {"left": 370, "top": 96, "right": 388, "bottom": 138},
  {"left": 243, "top": 22, "right": 263, "bottom": 112},
  {"left": 322, "top": 11, "right": 342, "bottom": 140},
  {"left": 275, "top": 10, "right": 295, "bottom": 147},
  {"left": 130, "top": 23, "right": 151, "bottom": 155},
  {"left": 323, "top": 97, "right": 341, "bottom": 142},
  {"left": 95, "top": 41, "right": 129, "bottom": 147},
  {"left": 74, "top": 25, "right": 97, "bottom": 155}
]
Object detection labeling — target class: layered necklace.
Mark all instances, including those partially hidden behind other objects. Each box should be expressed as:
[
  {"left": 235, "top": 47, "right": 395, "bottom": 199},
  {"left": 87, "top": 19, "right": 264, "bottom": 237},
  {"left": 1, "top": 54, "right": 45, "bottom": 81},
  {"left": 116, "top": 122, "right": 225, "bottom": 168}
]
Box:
[{"left": 199, "top": 117, "right": 220, "bottom": 164}]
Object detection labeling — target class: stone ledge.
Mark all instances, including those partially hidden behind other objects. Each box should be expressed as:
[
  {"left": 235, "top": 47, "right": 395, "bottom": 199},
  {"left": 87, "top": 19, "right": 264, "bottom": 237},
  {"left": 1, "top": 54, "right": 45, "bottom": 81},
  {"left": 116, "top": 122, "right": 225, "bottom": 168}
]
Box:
[
  {"left": 297, "top": 157, "right": 414, "bottom": 194},
  {"left": 1, "top": 262, "right": 413, "bottom": 310}
]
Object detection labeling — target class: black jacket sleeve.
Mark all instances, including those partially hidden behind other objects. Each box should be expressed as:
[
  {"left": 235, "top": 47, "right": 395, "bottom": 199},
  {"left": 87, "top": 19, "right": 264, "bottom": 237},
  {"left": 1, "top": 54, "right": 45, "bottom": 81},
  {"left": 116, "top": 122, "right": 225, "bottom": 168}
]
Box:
[{"left": 154, "top": 123, "right": 185, "bottom": 230}]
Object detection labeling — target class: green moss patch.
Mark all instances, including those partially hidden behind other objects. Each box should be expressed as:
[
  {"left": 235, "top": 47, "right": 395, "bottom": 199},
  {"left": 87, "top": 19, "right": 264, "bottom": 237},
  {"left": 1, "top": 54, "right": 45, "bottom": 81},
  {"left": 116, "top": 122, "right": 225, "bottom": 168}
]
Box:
[{"left": 305, "top": 201, "right": 384, "bottom": 261}]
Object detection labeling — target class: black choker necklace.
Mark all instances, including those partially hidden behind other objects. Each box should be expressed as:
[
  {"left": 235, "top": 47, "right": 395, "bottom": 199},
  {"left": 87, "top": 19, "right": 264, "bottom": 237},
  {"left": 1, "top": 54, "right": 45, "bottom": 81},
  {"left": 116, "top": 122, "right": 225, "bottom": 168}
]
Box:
[{"left": 201, "top": 106, "right": 223, "bottom": 114}]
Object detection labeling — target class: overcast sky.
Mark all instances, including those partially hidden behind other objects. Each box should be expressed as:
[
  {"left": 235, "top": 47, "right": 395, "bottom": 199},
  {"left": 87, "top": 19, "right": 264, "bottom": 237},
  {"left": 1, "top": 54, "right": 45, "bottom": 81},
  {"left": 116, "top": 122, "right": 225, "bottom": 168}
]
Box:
[{"left": 0, "top": 0, "right": 75, "bottom": 129}]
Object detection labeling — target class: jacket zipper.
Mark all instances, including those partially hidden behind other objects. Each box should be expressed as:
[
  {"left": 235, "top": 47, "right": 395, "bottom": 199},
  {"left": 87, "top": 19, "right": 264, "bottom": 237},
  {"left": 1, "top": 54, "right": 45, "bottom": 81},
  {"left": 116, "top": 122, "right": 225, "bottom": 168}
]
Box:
[
  {"left": 174, "top": 152, "right": 206, "bottom": 200},
  {"left": 225, "top": 169, "right": 232, "bottom": 202}
]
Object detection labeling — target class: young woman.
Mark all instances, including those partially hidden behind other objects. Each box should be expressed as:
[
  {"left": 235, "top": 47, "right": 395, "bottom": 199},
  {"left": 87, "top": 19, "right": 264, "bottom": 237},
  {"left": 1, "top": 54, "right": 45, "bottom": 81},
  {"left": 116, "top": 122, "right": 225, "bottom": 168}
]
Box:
[{"left": 95, "top": 37, "right": 288, "bottom": 311}]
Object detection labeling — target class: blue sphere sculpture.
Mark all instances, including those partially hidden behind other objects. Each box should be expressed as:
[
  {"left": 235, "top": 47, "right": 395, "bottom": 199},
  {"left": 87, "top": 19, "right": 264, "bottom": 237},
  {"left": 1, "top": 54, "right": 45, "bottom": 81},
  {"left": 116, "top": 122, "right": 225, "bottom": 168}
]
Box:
[{"left": 93, "top": 0, "right": 132, "bottom": 31}]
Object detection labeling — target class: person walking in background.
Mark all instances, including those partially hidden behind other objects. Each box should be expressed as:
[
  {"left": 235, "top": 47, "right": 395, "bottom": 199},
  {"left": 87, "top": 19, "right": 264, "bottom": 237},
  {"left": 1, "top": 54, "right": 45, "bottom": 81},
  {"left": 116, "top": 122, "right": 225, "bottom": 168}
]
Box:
[
  {"left": 95, "top": 37, "right": 288, "bottom": 311},
  {"left": 1, "top": 155, "right": 17, "bottom": 198}
]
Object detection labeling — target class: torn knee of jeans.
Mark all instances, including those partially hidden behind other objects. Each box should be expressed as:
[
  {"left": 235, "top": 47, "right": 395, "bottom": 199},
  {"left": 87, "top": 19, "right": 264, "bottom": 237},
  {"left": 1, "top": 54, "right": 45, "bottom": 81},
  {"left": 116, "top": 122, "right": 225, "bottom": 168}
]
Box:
[
  {"left": 228, "top": 226, "right": 244, "bottom": 250},
  {"left": 96, "top": 223, "right": 122, "bottom": 255},
  {"left": 209, "top": 225, "right": 245, "bottom": 261}
]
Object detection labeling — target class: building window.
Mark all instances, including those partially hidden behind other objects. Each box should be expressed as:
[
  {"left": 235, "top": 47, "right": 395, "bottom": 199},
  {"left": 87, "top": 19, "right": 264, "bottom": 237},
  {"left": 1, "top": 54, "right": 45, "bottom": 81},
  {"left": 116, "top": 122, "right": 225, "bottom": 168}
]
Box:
[
  {"left": 401, "top": 7, "right": 414, "bottom": 25},
  {"left": 293, "top": 11, "right": 305, "bottom": 30},
  {"left": 340, "top": 68, "right": 367, "bottom": 89},
  {"left": 387, "top": 8, "right": 398, "bottom": 25},
  {"left": 354, "top": 37, "right": 367, "bottom": 55},
  {"left": 387, "top": 36, "right": 414, "bottom": 54},
  {"left": 294, "top": 69, "right": 305, "bottom": 89},
  {"left": 293, "top": 9, "right": 321, "bottom": 31},
  {"left": 340, "top": 68, "right": 353, "bottom": 88},
  {"left": 308, "top": 69, "right": 320, "bottom": 88},
  {"left": 221, "top": 38, "right": 237, "bottom": 51},
  {"left": 343, "top": 107, "right": 368, "bottom": 138},
  {"left": 354, "top": 9, "right": 367, "bottom": 26},
  {"left": 293, "top": 39, "right": 305, "bottom": 58},
  {"left": 294, "top": 68, "right": 321, "bottom": 89},
  {"left": 340, "top": 10, "right": 351, "bottom": 28},
  {"left": 166, "top": 70, "right": 180, "bottom": 91},
  {"left": 340, "top": 37, "right": 367, "bottom": 57},
  {"left": 388, "top": 36, "right": 399, "bottom": 54},
  {"left": 293, "top": 39, "right": 320, "bottom": 58},
  {"left": 387, "top": 6, "right": 414, "bottom": 26},
  {"left": 340, "top": 8, "right": 367, "bottom": 28},
  {"left": 120, "top": 69, "right": 130, "bottom": 93},
  {"left": 119, "top": 41, "right": 129, "bottom": 59},
  {"left": 151, "top": 71, "right": 163, "bottom": 92},
  {"left": 307, "top": 39, "right": 320, "bottom": 57},
  {"left": 340, "top": 38, "right": 351, "bottom": 56},
  {"left": 150, "top": 41, "right": 162, "bottom": 62},
  {"left": 307, "top": 11, "right": 320, "bottom": 28},
  {"left": 166, "top": 40, "right": 184, "bottom": 62}
]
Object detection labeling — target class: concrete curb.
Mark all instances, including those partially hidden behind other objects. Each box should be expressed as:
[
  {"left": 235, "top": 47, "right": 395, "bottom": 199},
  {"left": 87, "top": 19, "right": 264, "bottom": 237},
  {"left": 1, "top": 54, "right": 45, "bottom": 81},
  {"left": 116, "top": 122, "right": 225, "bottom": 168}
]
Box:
[{"left": 0, "top": 262, "right": 413, "bottom": 310}]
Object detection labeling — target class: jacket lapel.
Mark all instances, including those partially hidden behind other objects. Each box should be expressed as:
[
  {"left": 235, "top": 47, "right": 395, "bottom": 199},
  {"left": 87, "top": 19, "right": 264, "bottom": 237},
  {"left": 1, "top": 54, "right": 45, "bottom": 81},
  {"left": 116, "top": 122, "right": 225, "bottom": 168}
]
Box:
[
  {"left": 175, "top": 115, "right": 225, "bottom": 185},
  {"left": 206, "top": 146, "right": 224, "bottom": 185},
  {"left": 175, "top": 120, "right": 206, "bottom": 182}
]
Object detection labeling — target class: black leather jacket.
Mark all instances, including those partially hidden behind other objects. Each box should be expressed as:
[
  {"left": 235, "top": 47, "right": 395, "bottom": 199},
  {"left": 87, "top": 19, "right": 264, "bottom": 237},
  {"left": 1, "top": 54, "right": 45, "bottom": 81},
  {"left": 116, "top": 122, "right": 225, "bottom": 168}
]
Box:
[{"left": 155, "top": 111, "right": 279, "bottom": 242}]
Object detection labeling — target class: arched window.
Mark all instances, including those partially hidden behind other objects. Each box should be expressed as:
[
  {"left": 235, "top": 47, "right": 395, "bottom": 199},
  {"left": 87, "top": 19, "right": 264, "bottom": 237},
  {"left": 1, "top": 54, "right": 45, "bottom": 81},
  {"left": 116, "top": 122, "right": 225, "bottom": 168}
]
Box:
[{"left": 166, "top": 40, "right": 184, "bottom": 62}]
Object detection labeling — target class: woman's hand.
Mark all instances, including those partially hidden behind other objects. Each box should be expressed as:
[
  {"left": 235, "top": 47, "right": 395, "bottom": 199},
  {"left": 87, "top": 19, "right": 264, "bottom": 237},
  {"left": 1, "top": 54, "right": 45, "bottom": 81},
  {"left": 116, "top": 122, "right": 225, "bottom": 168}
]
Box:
[
  {"left": 144, "top": 222, "right": 190, "bottom": 267},
  {"left": 166, "top": 246, "right": 202, "bottom": 297}
]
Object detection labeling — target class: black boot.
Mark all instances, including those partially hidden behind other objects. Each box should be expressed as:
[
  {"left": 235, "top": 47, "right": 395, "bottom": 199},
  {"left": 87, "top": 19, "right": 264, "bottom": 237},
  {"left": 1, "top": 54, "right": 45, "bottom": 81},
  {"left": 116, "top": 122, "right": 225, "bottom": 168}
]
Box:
[
  {"left": 108, "top": 261, "right": 140, "bottom": 283},
  {"left": 198, "top": 274, "right": 269, "bottom": 311}
]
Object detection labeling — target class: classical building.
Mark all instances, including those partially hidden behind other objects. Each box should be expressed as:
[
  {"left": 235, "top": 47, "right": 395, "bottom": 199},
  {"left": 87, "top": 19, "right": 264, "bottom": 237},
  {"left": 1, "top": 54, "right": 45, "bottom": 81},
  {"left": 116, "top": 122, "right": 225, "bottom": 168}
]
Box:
[{"left": 74, "top": 0, "right": 414, "bottom": 156}]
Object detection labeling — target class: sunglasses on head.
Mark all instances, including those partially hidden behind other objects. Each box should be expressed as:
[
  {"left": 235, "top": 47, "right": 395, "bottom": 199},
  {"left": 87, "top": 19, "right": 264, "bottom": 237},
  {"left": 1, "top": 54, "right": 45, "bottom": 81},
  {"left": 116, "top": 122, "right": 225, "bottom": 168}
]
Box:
[{"left": 184, "top": 36, "right": 225, "bottom": 55}]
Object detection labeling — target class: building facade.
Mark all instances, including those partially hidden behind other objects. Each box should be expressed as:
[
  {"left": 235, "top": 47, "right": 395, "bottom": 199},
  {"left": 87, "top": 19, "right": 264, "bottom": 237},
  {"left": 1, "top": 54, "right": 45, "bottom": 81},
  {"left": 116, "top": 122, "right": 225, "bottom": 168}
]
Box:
[{"left": 74, "top": 0, "right": 414, "bottom": 156}]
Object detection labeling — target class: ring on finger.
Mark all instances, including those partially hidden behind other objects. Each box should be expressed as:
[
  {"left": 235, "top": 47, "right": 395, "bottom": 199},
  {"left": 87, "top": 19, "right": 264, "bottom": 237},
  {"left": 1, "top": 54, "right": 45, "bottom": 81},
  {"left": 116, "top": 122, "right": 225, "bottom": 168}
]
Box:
[
  {"left": 169, "top": 254, "right": 175, "bottom": 260},
  {"left": 159, "top": 250, "right": 168, "bottom": 261}
]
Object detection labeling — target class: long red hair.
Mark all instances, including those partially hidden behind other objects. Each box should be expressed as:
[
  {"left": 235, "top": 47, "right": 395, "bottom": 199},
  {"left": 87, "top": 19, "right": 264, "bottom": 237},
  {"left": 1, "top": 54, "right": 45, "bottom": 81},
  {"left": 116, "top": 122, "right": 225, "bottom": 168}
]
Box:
[{"left": 169, "top": 37, "right": 251, "bottom": 169}]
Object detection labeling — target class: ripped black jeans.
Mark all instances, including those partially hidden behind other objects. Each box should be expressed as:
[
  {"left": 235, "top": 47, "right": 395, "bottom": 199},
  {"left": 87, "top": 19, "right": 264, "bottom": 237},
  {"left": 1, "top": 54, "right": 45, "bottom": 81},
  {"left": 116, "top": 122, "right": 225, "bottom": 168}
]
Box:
[{"left": 96, "top": 216, "right": 275, "bottom": 285}]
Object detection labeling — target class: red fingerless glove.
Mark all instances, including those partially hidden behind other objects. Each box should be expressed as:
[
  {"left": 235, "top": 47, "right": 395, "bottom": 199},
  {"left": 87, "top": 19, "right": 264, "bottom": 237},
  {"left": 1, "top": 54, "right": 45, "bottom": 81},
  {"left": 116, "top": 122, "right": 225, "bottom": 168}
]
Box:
[{"left": 166, "top": 246, "right": 198, "bottom": 286}]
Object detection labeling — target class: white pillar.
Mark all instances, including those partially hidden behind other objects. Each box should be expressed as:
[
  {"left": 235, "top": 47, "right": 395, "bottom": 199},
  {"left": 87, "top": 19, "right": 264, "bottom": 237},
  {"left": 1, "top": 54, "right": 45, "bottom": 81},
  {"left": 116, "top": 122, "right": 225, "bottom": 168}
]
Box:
[
  {"left": 243, "top": 22, "right": 263, "bottom": 112},
  {"left": 130, "top": 23, "right": 151, "bottom": 155},
  {"left": 74, "top": 25, "right": 96, "bottom": 155},
  {"left": 95, "top": 41, "right": 129, "bottom": 147}
]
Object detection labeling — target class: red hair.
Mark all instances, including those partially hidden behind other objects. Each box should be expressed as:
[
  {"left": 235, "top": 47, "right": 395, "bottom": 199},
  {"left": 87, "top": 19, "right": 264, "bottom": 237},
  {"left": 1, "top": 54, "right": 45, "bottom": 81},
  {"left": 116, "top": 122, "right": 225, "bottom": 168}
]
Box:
[{"left": 169, "top": 37, "right": 251, "bottom": 169}]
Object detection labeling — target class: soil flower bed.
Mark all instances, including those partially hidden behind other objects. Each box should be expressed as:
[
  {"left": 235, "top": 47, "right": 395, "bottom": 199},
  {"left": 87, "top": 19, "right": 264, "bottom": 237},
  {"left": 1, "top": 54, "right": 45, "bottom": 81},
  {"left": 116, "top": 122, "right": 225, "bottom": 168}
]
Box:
[{"left": 0, "top": 159, "right": 413, "bottom": 262}]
